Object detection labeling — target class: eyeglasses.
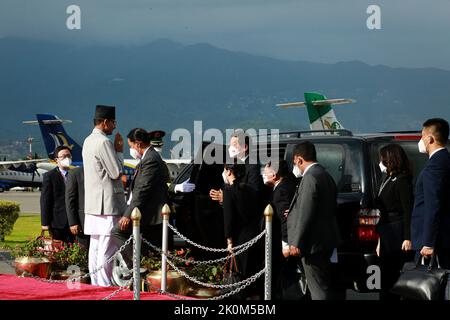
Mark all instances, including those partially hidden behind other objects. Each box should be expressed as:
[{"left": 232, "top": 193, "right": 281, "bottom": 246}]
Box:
[{"left": 57, "top": 155, "right": 72, "bottom": 160}]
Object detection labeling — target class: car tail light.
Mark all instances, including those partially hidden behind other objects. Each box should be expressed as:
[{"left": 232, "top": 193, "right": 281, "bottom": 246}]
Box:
[
  {"left": 394, "top": 135, "right": 421, "bottom": 141},
  {"left": 357, "top": 208, "right": 379, "bottom": 241}
]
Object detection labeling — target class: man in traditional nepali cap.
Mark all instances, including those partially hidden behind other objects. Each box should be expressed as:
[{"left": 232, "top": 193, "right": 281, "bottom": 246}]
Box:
[{"left": 82, "top": 105, "right": 126, "bottom": 286}]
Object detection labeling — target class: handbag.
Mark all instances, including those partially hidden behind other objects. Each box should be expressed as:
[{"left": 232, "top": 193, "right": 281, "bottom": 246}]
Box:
[
  {"left": 277, "top": 257, "right": 308, "bottom": 300},
  {"left": 391, "top": 255, "right": 449, "bottom": 300},
  {"left": 220, "top": 254, "right": 244, "bottom": 299}
]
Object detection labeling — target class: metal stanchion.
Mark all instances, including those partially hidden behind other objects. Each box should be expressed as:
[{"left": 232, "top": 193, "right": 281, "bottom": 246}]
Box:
[
  {"left": 131, "top": 207, "right": 142, "bottom": 300},
  {"left": 161, "top": 203, "right": 171, "bottom": 292},
  {"left": 264, "top": 204, "right": 273, "bottom": 300}
]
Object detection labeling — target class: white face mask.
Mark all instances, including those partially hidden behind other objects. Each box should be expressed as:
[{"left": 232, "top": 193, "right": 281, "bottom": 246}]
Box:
[
  {"left": 379, "top": 161, "right": 387, "bottom": 174},
  {"left": 129, "top": 148, "right": 142, "bottom": 160},
  {"left": 418, "top": 138, "right": 428, "bottom": 154},
  {"left": 222, "top": 171, "right": 229, "bottom": 185},
  {"left": 228, "top": 146, "right": 240, "bottom": 158},
  {"left": 263, "top": 175, "right": 270, "bottom": 185},
  {"left": 292, "top": 165, "right": 302, "bottom": 178},
  {"left": 59, "top": 157, "right": 72, "bottom": 168}
]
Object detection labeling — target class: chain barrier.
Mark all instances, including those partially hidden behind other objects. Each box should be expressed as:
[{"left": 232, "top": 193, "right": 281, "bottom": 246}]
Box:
[
  {"left": 102, "top": 278, "right": 134, "bottom": 300},
  {"left": 166, "top": 258, "right": 265, "bottom": 289},
  {"left": 145, "top": 278, "right": 194, "bottom": 300},
  {"left": 141, "top": 230, "right": 265, "bottom": 266},
  {"left": 145, "top": 272, "right": 264, "bottom": 301},
  {"left": 4, "top": 222, "right": 271, "bottom": 301},
  {"left": 168, "top": 222, "right": 266, "bottom": 253},
  {"left": 264, "top": 223, "right": 272, "bottom": 300}
]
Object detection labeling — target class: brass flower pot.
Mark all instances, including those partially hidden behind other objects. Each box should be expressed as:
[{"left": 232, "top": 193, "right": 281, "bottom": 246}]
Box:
[
  {"left": 50, "top": 270, "right": 90, "bottom": 284},
  {"left": 187, "top": 286, "right": 221, "bottom": 299},
  {"left": 146, "top": 270, "right": 189, "bottom": 295},
  {"left": 15, "top": 257, "right": 52, "bottom": 279}
]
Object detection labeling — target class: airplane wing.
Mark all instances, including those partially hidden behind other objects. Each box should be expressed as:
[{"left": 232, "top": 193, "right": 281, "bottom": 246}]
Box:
[
  {"left": 0, "top": 159, "right": 49, "bottom": 171},
  {"left": 164, "top": 159, "right": 192, "bottom": 165},
  {"left": 311, "top": 98, "right": 356, "bottom": 106},
  {"left": 22, "top": 119, "right": 72, "bottom": 125},
  {"left": 275, "top": 101, "right": 307, "bottom": 109}
]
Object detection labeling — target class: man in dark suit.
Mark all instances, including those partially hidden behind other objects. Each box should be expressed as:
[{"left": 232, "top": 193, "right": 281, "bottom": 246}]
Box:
[
  {"left": 209, "top": 131, "right": 264, "bottom": 206},
  {"left": 65, "top": 166, "right": 90, "bottom": 249},
  {"left": 263, "top": 159, "right": 298, "bottom": 298},
  {"left": 287, "top": 141, "right": 342, "bottom": 300},
  {"left": 411, "top": 118, "right": 450, "bottom": 269},
  {"left": 112, "top": 128, "right": 170, "bottom": 268},
  {"left": 264, "top": 160, "right": 298, "bottom": 255},
  {"left": 40, "top": 146, "right": 74, "bottom": 243}
]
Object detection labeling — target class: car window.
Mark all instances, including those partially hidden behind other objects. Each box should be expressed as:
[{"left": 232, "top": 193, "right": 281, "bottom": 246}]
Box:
[
  {"left": 370, "top": 140, "right": 450, "bottom": 186},
  {"left": 176, "top": 163, "right": 193, "bottom": 184},
  {"left": 285, "top": 140, "right": 364, "bottom": 193}
]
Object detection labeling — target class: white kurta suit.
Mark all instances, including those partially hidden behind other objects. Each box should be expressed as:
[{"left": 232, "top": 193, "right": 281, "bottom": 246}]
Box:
[{"left": 82, "top": 128, "right": 126, "bottom": 287}]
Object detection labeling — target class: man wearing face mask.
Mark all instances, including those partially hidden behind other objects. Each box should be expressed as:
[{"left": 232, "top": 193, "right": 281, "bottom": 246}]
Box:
[
  {"left": 40, "top": 146, "right": 74, "bottom": 243},
  {"left": 411, "top": 118, "right": 450, "bottom": 269},
  {"left": 82, "top": 105, "right": 127, "bottom": 286},
  {"left": 263, "top": 160, "right": 298, "bottom": 298},
  {"left": 287, "top": 141, "right": 342, "bottom": 300},
  {"left": 210, "top": 131, "right": 264, "bottom": 205},
  {"left": 111, "top": 128, "right": 170, "bottom": 271}
]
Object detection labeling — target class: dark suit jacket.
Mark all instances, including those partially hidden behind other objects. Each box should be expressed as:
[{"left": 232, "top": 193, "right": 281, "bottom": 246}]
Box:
[
  {"left": 40, "top": 167, "right": 69, "bottom": 229},
  {"left": 376, "top": 173, "right": 413, "bottom": 236},
  {"left": 223, "top": 182, "right": 260, "bottom": 244},
  {"left": 411, "top": 148, "right": 450, "bottom": 250},
  {"left": 376, "top": 173, "right": 413, "bottom": 255},
  {"left": 65, "top": 167, "right": 86, "bottom": 229},
  {"left": 124, "top": 147, "right": 169, "bottom": 227},
  {"left": 272, "top": 177, "right": 298, "bottom": 243},
  {"left": 287, "top": 164, "right": 341, "bottom": 255},
  {"left": 243, "top": 163, "right": 264, "bottom": 195},
  {"left": 240, "top": 156, "right": 265, "bottom": 220}
]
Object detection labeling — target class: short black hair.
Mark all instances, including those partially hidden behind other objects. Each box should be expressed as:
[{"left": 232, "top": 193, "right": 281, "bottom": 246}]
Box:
[
  {"left": 93, "top": 119, "right": 104, "bottom": 126},
  {"left": 266, "top": 159, "right": 291, "bottom": 178},
  {"left": 231, "top": 130, "right": 252, "bottom": 152},
  {"left": 127, "top": 128, "right": 151, "bottom": 145},
  {"left": 423, "top": 118, "right": 449, "bottom": 145},
  {"left": 224, "top": 160, "right": 246, "bottom": 181},
  {"left": 293, "top": 141, "right": 317, "bottom": 162},
  {"left": 53, "top": 146, "right": 71, "bottom": 159}
]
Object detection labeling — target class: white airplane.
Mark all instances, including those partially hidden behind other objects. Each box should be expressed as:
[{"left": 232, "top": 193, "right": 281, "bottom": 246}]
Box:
[
  {"left": 276, "top": 92, "right": 356, "bottom": 130},
  {"left": 0, "top": 159, "right": 47, "bottom": 190}
]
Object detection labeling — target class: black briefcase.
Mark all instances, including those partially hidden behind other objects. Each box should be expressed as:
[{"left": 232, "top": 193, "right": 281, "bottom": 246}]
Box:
[{"left": 391, "top": 255, "right": 448, "bottom": 300}]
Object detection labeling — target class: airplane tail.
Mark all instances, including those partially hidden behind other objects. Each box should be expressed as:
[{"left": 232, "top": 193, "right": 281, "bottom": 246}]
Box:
[
  {"left": 36, "top": 114, "right": 83, "bottom": 163},
  {"left": 303, "top": 92, "right": 344, "bottom": 130}
]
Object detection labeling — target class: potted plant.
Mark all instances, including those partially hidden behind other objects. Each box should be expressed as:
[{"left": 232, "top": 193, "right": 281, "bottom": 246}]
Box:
[
  {"left": 186, "top": 263, "right": 224, "bottom": 299},
  {"left": 12, "top": 238, "right": 52, "bottom": 279},
  {"left": 49, "top": 242, "right": 89, "bottom": 283},
  {"left": 143, "top": 248, "right": 191, "bottom": 295}
]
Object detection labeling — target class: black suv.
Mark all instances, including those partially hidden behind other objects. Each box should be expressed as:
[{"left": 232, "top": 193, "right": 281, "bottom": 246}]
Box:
[{"left": 169, "top": 129, "right": 450, "bottom": 292}]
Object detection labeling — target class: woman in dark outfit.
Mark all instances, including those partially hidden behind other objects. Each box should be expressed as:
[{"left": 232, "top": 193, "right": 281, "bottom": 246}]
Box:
[
  {"left": 375, "top": 144, "right": 415, "bottom": 300},
  {"left": 222, "top": 162, "right": 261, "bottom": 299}
]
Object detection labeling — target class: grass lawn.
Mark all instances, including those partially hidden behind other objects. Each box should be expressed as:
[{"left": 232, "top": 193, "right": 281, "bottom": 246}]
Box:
[{"left": 0, "top": 214, "right": 41, "bottom": 250}]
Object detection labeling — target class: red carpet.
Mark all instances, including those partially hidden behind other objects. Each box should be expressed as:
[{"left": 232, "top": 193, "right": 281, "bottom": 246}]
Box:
[{"left": 0, "top": 274, "right": 180, "bottom": 300}]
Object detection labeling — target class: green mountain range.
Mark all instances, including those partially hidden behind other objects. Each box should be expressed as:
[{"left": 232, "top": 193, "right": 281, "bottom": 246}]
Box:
[{"left": 1, "top": 37, "right": 450, "bottom": 153}]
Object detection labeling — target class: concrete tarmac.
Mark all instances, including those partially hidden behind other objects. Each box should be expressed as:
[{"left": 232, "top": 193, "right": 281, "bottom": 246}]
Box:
[{"left": 0, "top": 191, "right": 41, "bottom": 214}]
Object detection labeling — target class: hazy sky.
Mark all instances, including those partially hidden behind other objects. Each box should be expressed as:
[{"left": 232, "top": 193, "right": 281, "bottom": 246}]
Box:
[{"left": 1, "top": 0, "right": 450, "bottom": 69}]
